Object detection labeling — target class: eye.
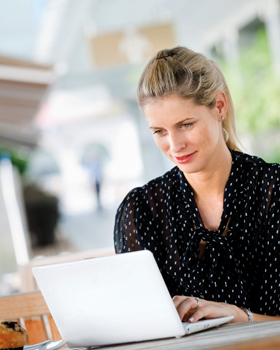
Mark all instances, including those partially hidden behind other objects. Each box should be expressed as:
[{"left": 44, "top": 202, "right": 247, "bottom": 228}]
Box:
[
  {"left": 153, "top": 129, "right": 164, "bottom": 135},
  {"left": 181, "top": 123, "right": 193, "bottom": 129}
]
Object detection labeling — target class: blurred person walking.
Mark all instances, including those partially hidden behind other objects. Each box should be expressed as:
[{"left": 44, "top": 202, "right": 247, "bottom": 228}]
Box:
[{"left": 83, "top": 152, "right": 103, "bottom": 210}]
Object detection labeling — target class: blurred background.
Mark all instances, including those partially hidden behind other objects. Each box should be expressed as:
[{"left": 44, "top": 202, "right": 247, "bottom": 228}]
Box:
[{"left": 0, "top": 0, "right": 280, "bottom": 295}]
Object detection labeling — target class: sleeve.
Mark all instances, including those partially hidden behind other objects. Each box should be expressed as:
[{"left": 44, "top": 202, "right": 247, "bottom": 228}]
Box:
[
  {"left": 256, "top": 166, "right": 280, "bottom": 315},
  {"left": 265, "top": 167, "right": 280, "bottom": 258},
  {"left": 114, "top": 186, "right": 159, "bottom": 254}
]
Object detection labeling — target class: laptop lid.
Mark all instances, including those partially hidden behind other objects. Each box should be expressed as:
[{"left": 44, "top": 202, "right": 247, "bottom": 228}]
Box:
[{"left": 32, "top": 250, "right": 185, "bottom": 347}]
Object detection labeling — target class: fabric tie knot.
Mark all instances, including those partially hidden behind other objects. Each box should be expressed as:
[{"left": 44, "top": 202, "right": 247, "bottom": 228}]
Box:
[{"left": 182, "top": 227, "right": 236, "bottom": 272}]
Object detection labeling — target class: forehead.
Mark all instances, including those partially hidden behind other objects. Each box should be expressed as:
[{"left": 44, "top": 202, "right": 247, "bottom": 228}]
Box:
[
  {"left": 143, "top": 97, "right": 201, "bottom": 125},
  {"left": 144, "top": 96, "right": 196, "bottom": 113}
]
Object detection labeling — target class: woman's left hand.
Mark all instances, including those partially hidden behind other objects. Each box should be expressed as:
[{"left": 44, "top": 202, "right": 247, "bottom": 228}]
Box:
[{"left": 172, "top": 295, "right": 248, "bottom": 323}]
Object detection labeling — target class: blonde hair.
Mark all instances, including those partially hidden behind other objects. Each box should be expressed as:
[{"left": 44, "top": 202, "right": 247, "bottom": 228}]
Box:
[{"left": 137, "top": 46, "right": 240, "bottom": 151}]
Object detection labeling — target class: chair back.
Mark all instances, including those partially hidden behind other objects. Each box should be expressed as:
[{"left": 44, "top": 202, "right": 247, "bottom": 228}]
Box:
[{"left": 0, "top": 290, "right": 61, "bottom": 345}]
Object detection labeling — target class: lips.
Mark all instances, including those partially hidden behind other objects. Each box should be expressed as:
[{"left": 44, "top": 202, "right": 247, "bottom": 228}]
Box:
[{"left": 173, "top": 152, "right": 196, "bottom": 164}]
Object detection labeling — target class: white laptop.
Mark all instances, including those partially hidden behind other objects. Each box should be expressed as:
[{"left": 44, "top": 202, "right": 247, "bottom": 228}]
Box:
[{"left": 32, "top": 250, "right": 233, "bottom": 347}]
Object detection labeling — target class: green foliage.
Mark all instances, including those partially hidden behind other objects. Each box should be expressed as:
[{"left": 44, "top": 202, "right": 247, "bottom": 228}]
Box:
[
  {"left": 222, "top": 27, "right": 280, "bottom": 135},
  {"left": 0, "top": 146, "right": 28, "bottom": 175},
  {"left": 264, "top": 147, "right": 280, "bottom": 164}
]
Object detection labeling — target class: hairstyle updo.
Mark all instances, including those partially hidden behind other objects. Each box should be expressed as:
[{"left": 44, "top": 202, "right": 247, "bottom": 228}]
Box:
[{"left": 137, "top": 46, "right": 240, "bottom": 151}]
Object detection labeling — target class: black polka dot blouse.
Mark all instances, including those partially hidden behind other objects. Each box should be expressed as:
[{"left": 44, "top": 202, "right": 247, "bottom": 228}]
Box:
[{"left": 114, "top": 150, "right": 280, "bottom": 316}]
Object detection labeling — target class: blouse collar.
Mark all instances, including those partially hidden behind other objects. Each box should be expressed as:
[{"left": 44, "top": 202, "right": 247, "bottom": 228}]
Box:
[{"left": 176, "top": 149, "right": 249, "bottom": 234}]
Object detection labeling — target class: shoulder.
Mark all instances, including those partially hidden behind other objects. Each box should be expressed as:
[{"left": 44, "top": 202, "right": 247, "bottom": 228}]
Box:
[
  {"left": 232, "top": 150, "right": 266, "bottom": 166},
  {"left": 232, "top": 150, "right": 280, "bottom": 172},
  {"left": 232, "top": 150, "right": 280, "bottom": 191},
  {"left": 116, "top": 166, "right": 180, "bottom": 213},
  {"left": 142, "top": 166, "right": 181, "bottom": 196}
]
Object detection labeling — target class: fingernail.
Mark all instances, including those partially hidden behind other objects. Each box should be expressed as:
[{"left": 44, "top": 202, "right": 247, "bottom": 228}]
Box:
[{"left": 189, "top": 317, "right": 194, "bottom": 322}]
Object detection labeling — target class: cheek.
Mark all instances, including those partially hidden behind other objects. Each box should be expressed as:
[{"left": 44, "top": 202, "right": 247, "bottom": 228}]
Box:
[
  {"left": 197, "top": 125, "right": 214, "bottom": 146},
  {"left": 154, "top": 137, "right": 169, "bottom": 152}
]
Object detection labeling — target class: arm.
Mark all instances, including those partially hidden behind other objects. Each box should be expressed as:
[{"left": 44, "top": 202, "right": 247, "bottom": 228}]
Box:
[
  {"left": 173, "top": 296, "right": 280, "bottom": 323},
  {"left": 114, "top": 186, "right": 158, "bottom": 254}
]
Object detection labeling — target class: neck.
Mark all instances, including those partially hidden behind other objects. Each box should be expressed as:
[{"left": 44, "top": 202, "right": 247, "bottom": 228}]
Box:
[{"left": 184, "top": 147, "right": 232, "bottom": 199}]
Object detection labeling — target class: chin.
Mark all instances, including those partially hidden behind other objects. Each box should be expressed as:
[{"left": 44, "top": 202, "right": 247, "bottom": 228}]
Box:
[{"left": 177, "top": 164, "right": 198, "bottom": 175}]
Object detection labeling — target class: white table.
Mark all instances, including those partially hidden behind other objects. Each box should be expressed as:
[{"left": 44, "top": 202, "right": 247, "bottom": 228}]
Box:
[{"left": 68, "top": 321, "right": 280, "bottom": 350}]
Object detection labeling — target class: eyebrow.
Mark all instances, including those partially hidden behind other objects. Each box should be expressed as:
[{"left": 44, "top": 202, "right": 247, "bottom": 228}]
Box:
[{"left": 149, "top": 117, "right": 194, "bottom": 129}]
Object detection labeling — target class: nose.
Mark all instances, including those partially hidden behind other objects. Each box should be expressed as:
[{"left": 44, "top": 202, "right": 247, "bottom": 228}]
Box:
[{"left": 169, "top": 132, "right": 186, "bottom": 153}]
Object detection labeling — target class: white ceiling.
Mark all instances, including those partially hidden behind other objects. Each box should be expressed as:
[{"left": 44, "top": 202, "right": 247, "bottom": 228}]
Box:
[
  {"left": 0, "top": 0, "right": 267, "bottom": 107},
  {"left": 0, "top": 0, "right": 255, "bottom": 66}
]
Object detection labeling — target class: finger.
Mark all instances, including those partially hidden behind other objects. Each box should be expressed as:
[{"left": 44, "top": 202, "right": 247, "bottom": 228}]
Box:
[
  {"left": 173, "top": 296, "right": 193, "bottom": 321},
  {"left": 172, "top": 295, "right": 188, "bottom": 309},
  {"left": 188, "top": 305, "right": 217, "bottom": 323},
  {"left": 173, "top": 295, "right": 198, "bottom": 309},
  {"left": 177, "top": 297, "right": 199, "bottom": 320},
  {"left": 188, "top": 302, "right": 224, "bottom": 322}
]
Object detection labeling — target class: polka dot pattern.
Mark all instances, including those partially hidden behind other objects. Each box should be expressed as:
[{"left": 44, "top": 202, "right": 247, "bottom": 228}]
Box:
[{"left": 114, "top": 151, "right": 280, "bottom": 315}]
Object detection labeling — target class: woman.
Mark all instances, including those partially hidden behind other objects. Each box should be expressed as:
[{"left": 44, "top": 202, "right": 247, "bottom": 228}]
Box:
[{"left": 114, "top": 46, "right": 280, "bottom": 323}]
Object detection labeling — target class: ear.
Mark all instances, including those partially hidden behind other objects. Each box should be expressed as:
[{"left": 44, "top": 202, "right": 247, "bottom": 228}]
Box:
[{"left": 215, "top": 91, "right": 227, "bottom": 120}]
